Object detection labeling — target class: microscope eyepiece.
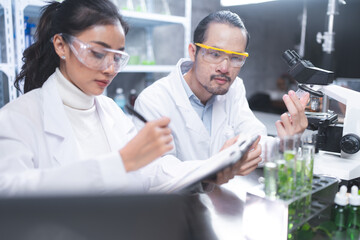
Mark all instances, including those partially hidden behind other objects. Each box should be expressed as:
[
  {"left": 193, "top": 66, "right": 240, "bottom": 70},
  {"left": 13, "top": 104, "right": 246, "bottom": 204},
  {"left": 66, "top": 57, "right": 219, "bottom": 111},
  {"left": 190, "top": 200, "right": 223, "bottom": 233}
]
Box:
[
  {"left": 282, "top": 49, "right": 334, "bottom": 85},
  {"left": 282, "top": 50, "right": 299, "bottom": 66}
]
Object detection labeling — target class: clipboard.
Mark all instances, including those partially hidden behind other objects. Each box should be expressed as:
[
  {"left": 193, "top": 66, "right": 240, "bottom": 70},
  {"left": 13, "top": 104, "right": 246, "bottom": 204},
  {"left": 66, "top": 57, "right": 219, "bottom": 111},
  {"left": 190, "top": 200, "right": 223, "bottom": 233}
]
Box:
[{"left": 152, "top": 134, "right": 260, "bottom": 193}]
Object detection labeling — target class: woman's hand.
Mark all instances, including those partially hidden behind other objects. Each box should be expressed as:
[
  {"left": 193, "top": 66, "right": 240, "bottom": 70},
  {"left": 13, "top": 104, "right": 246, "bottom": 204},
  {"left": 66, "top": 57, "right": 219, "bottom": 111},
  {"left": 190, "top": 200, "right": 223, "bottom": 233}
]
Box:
[{"left": 120, "top": 117, "right": 173, "bottom": 172}]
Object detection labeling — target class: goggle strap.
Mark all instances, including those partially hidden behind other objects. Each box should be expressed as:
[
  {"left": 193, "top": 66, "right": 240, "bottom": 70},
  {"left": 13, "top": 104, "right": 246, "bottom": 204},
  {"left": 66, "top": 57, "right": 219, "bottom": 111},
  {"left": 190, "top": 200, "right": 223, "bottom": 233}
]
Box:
[{"left": 195, "top": 43, "right": 249, "bottom": 57}]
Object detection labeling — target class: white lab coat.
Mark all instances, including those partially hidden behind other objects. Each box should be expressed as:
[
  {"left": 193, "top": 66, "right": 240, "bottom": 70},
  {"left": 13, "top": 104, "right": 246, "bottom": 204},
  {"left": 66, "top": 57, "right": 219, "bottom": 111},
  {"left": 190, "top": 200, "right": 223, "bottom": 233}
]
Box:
[
  {"left": 0, "top": 73, "right": 189, "bottom": 196},
  {"left": 134, "top": 58, "right": 272, "bottom": 161}
]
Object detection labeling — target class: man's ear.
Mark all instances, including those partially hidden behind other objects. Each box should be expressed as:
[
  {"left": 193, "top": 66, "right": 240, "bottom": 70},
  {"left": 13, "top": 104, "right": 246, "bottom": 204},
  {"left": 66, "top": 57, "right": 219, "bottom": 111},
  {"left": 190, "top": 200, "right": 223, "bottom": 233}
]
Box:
[
  {"left": 52, "top": 34, "right": 68, "bottom": 59},
  {"left": 188, "top": 43, "right": 197, "bottom": 62}
]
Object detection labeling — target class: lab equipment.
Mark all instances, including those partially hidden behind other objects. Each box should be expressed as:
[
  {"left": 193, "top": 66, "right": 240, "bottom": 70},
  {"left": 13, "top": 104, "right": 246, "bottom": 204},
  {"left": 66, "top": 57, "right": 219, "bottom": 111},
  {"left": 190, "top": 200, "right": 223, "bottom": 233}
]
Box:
[
  {"left": 244, "top": 175, "right": 338, "bottom": 240},
  {"left": 331, "top": 185, "right": 348, "bottom": 239},
  {"left": 263, "top": 138, "right": 280, "bottom": 200},
  {"left": 142, "top": 28, "right": 156, "bottom": 65},
  {"left": 302, "top": 144, "right": 315, "bottom": 192},
  {"left": 132, "top": 0, "right": 147, "bottom": 12},
  {"left": 264, "top": 161, "right": 277, "bottom": 199},
  {"left": 147, "top": 0, "right": 171, "bottom": 15},
  {"left": 114, "top": 88, "right": 126, "bottom": 112},
  {"left": 129, "top": 89, "right": 137, "bottom": 106},
  {"left": 280, "top": 135, "right": 301, "bottom": 199},
  {"left": 282, "top": 49, "right": 360, "bottom": 180},
  {"left": 127, "top": 47, "right": 141, "bottom": 65},
  {"left": 347, "top": 185, "right": 360, "bottom": 239}
]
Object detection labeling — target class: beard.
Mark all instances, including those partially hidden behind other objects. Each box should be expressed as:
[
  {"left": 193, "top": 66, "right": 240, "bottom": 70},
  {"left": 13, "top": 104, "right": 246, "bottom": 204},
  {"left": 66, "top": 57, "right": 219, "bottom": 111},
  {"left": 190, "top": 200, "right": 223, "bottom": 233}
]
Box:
[{"left": 201, "top": 74, "right": 232, "bottom": 95}]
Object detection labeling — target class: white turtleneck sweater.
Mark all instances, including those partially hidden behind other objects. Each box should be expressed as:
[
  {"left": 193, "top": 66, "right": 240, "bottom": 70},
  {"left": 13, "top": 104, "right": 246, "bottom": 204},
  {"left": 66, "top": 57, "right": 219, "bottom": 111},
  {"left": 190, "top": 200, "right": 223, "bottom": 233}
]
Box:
[{"left": 54, "top": 68, "right": 112, "bottom": 160}]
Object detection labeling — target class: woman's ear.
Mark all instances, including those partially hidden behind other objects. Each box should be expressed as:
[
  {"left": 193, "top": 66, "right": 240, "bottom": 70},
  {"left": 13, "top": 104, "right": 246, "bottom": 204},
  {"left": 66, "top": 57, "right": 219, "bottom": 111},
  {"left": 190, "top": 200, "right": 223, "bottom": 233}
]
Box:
[
  {"left": 52, "top": 34, "right": 67, "bottom": 59},
  {"left": 188, "top": 43, "right": 197, "bottom": 62}
]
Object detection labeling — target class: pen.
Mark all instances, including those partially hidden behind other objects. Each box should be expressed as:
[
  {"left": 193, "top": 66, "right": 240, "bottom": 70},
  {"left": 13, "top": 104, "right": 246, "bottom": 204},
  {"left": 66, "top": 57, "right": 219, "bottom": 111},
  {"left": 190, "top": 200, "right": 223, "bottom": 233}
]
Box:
[{"left": 125, "top": 104, "right": 148, "bottom": 123}]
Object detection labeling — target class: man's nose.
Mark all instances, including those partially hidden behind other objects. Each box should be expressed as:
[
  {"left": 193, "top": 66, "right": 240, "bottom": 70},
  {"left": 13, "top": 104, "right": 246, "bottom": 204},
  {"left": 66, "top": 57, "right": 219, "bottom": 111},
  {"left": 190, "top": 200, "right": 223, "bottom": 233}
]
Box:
[{"left": 216, "top": 57, "right": 230, "bottom": 73}]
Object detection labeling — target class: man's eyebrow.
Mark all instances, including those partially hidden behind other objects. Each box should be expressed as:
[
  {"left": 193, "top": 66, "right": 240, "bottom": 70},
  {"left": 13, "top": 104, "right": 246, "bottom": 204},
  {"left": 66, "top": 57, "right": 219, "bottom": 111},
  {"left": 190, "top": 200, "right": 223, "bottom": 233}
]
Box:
[
  {"left": 91, "top": 41, "right": 125, "bottom": 51},
  {"left": 213, "top": 45, "right": 243, "bottom": 53}
]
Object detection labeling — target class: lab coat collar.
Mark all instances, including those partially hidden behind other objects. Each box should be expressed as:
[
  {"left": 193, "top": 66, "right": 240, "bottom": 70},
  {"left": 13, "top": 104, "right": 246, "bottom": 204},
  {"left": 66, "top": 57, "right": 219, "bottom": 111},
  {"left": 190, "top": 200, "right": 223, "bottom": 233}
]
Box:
[
  {"left": 171, "top": 59, "right": 210, "bottom": 136},
  {"left": 173, "top": 59, "right": 227, "bottom": 137},
  {"left": 42, "top": 73, "right": 120, "bottom": 163},
  {"left": 94, "top": 99, "right": 118, "bottom": 152},
  {"left": 43, "top": 73, "right": 74, "bottom": 139},
  {"left": 172, "top": 58, "right": 193, "bottom": 109},
  {"left": 42, "top": 73, "right": 80, "bottom": 164}
]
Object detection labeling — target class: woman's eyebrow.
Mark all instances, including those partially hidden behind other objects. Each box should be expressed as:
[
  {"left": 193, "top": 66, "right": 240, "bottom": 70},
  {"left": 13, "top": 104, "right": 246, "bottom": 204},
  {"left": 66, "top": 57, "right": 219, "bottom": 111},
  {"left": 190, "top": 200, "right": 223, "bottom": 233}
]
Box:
[{"left": 90, "top": 41, "right": 125, "bottom": 51}]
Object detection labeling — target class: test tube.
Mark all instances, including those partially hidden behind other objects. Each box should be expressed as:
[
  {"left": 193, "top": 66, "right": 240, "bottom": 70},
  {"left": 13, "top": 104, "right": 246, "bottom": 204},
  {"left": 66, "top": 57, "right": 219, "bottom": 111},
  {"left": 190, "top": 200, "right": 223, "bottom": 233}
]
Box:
[
  {"left": 263, "top": 138, "right": 279, "bottom": 199},
  {"left": 280, "top": 135, "right": 300, "bottom": 199},
  {"left": 264, "top": 162, "right": 277, "bottom": 199}
]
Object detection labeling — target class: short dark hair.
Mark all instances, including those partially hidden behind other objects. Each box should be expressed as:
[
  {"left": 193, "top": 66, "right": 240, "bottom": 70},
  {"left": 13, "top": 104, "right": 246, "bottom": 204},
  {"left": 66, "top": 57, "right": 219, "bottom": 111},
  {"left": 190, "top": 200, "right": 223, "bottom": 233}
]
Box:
[
  {"left": 193, "top": 10, "right": 249, "bottom": 50},
  {"left": 15, "top": 0, "right": 129, "bottom": 93}
]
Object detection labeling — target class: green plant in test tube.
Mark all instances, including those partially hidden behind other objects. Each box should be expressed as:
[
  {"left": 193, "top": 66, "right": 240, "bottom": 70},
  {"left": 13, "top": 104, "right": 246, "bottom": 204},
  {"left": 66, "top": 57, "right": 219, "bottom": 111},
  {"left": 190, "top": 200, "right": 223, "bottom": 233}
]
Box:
[
  {"left": 288, "top": 200, "right": 298, "bottom": 234},
  {"left": 304, "top": 194, "right": 312, "bottom": 217},
  {"left": 276, "top": 159, "right": 288, "bottom": 199},
  {"left": 283, "top": 136, "right": 298, "bottom": 182},
  {"left": 284, "top": 150, "right": 296, "bottom": 161},
  {"left": 295, "top": 156, "right": 305, "bottom": 193},
  {"left": 284, "top": 150, "right": 296, "bottom": 197},
  {"left": 302, "top": 145, "right": 315, "bottom": 192},
  {"left": 294, "top": 149, "right": 306, "bottom": 222}
]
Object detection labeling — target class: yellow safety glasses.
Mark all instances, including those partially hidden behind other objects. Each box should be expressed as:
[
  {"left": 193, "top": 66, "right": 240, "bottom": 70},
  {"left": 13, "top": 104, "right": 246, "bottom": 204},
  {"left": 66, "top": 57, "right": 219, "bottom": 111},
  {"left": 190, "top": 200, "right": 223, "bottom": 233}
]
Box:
[{"left": 195, "top": 43, "right": 248, "bottom": 67}]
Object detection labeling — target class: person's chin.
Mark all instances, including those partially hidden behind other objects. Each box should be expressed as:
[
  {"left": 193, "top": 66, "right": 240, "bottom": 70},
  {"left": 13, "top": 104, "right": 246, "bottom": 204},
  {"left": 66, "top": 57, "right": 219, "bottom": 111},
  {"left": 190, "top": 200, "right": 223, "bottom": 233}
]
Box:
[
  {"left": 212, "top": 89, "right": 229, "bottom": 96},
  {"left": 89, "top": 88, "right": 105, "bottom": 96},
  {"left": 214, "top": 85, "right": 230, "bottom": 95}
]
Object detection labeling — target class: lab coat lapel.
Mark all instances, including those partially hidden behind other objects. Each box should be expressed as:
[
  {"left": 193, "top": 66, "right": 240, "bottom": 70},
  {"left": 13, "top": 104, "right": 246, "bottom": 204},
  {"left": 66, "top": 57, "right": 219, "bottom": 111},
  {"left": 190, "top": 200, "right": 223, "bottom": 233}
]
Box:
[
  {"left": 95, "top": 98, "right": 118, "bottom": 151},
  {"left": 170, "top": 64, "right": 208, "bottom": 136},
  {"left": 42, "top": 74, "right": 79, "bottom": 165}
]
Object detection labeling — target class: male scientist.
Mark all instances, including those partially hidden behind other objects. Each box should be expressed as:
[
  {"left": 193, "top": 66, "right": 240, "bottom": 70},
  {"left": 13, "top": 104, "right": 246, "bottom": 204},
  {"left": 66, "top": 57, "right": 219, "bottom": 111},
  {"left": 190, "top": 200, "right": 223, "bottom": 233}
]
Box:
[{"left": 133, "top": 10, "right": 309, "bottom": 184}]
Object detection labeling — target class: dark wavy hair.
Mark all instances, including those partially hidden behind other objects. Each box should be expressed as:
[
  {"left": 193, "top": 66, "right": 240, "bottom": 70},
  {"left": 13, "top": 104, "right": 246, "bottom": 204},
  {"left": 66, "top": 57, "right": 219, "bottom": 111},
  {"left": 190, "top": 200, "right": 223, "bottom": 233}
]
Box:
[
  {"left": 193, "top": 10, "right": 249, "bottom": 53},
  {"left": 14, "top": 0, "right": 129, "bottom": 93}
]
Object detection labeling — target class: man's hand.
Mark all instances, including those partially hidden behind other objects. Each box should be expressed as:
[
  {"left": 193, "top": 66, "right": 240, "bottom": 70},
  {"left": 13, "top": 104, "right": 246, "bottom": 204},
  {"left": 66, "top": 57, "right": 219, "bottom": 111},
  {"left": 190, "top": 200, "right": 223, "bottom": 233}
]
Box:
[
  {"left": 205, "top": 136, "right": 262, "bottom": 185},
  {"left": 219, "top": 135, "right": 239, "bottom": 151},
  {"left": 276, "top": 90, "right": 309, "bottom": 137},
  {"left": 233, "top": 136, "right": 262, "bottom": 176}
]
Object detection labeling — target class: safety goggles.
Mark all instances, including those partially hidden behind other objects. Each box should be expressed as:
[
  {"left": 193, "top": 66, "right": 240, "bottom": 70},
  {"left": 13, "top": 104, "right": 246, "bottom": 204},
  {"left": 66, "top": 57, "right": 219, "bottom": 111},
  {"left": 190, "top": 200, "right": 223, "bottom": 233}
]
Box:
[
  {"left": 195, "top": 43, "right": 248, "bottom": 68},
  {"left": 59, "top": 33, "right": 129, "bottom": 73}
]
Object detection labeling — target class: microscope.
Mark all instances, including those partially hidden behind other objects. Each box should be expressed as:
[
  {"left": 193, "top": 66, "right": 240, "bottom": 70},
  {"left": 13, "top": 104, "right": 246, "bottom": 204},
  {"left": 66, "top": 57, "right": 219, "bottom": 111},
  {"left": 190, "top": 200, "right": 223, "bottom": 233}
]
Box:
[{"left": 282, "top": 49, "right": 360, "bottom": 180}]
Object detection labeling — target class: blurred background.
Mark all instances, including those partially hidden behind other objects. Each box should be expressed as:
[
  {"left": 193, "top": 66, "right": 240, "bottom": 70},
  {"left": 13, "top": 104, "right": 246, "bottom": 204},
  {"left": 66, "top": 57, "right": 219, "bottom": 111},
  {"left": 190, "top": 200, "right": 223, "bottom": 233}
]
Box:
[{"left": 1, "top": 0, "right": 359, "bottom": 111}]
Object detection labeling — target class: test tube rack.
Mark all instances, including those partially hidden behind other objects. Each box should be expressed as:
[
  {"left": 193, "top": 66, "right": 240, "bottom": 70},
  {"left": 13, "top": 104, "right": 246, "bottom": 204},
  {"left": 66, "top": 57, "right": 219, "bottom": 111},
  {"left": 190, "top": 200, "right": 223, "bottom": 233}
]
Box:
[{"left": 243, "top": 175, "right": 339, "bottom": 240}]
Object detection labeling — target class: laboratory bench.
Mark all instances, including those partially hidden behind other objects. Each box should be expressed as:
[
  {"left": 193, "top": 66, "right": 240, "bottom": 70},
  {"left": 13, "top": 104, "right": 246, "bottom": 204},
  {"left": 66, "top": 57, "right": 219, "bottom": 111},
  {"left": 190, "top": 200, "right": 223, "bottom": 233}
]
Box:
[
  {"left": 0, "top": 168, "right": 339, "bottom": 240},
  {"left": 191, "top": 169, "right": 339, "bottom": 240}
]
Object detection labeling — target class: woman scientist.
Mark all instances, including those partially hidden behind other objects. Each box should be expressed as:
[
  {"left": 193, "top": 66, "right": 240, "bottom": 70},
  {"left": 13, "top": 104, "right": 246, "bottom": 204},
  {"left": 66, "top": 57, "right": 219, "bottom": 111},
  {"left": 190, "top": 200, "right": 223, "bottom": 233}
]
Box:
[{"left": 0, "top": 0, "right": 174, "bottom": 195}]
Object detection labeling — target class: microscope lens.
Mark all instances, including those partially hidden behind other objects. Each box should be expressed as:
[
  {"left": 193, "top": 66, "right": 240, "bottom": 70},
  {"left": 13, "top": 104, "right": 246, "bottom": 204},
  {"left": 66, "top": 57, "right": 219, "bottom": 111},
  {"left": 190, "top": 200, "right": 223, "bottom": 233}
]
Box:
[
  {"left": 310, "top": 97, "right": 320, "bottom": 111},
  {"left": 295, "top": 89, "right": 307, "bottom": 99}
]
